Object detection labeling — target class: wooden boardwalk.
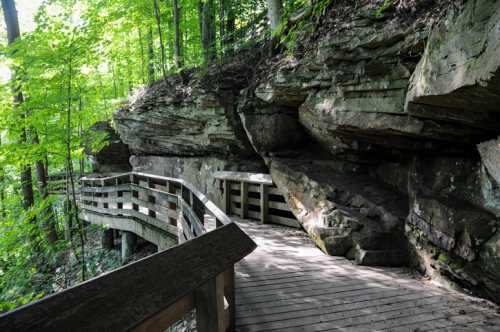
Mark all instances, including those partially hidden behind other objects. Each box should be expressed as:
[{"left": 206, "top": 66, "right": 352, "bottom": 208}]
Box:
[{"left": 234, "top": 219, "right": 500, "bottom": 332}]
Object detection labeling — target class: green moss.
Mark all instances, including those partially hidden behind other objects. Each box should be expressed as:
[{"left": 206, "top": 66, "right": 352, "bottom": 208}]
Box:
[{"left": 437, "top": 252, "right": 450, "bottom": 263}]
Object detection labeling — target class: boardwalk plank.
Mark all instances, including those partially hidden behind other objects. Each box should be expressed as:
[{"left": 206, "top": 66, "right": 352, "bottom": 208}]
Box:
[{"left": 234, "top": 219, "right": 500, "bottom": 332}]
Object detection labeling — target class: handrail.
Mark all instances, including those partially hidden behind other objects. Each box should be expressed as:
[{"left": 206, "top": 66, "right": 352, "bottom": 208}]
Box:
[
  {"left": 81, "top": 172, "right": 232, "bottom": 226},
  {"left": 1, "top": 172, "right": 257, "bottom": 332}
]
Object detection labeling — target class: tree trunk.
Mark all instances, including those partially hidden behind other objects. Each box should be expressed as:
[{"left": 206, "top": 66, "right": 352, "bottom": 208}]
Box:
[
  {"left": 33, "top": 133, "right": 58, "bottom": 244},
  {"left": 1, "top": 0, "right": 36, "bottom": 217},
  {"left": 153, "top": 0, "right": 167, "bottom": 80},
  {"left": 66, "top": 41, "right": 87, "bottom": 281},
  {"left": 172, "top": 0, "right": 183, "bottom": 68},
  {"left": 146, "top": 26, "right": 155, "bottom": 84},
  {"left": 138, "top": 28, "right": 146, "bottom": 84},
  {"left": 225, "top": 1, "right": 235, "bottom": 56},
  {"left": 219, "top": 0, "right": 225, "bottom": 54},
  {"left": 199, "top": 0, "right": 216, "bottom": 64},
  {"left": 266, "top": 0, "right": 283, "bottom": 31}
]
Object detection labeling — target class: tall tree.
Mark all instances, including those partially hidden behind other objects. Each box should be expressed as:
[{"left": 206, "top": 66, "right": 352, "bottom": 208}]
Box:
[
  {"left": 225, "top": 0, "right": 236, "bottom": 56},
  {"left": 199, "top": 0, "right": 216, "bottom": 64},
  {"left": 146, "top": 26, "right": 155, "bottom": 84},
  {"left": 219, "top": 0, "right": 225, "bottom": 53},
  {"left": 153, "top": 0, "right": 167, "bottom": 79},
  {"left": 172, "top": 0, "right": 183, "bottom": 68},
  {"left": 1, "top": 0, "right": 36, "bottom": 216},
  {"left": 267, "top": 0, "right": 283, "bottom": 31}
]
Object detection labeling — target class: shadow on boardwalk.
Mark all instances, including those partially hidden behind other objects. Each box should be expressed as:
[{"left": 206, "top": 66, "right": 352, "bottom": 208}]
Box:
[{"left": 234, "top": 219, "right": 500, "bottom": 332}]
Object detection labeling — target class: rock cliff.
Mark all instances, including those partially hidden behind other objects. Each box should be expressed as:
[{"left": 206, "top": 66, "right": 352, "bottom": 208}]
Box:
[{"left": 110, "top": 0, "right": 500, "bottom": 303}]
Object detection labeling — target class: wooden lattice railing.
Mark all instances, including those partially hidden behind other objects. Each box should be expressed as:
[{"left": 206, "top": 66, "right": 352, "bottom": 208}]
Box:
[
  {"left": 215, "top": 171, "right": 300, "bottom": 228},
  {"left": 0, "top": 172, "right": 257, "bottom": 332}
]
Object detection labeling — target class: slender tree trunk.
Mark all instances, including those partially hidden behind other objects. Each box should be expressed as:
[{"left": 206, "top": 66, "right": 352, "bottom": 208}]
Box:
[
  {"left": 112, "top": 64, "right": 118, "bottom": 98},
  {"left": 77, "top": 91, "right": 85, "bottom": 177},
  {"left": 146, "top": 26, "right": 155, "bottom": 84},
  {"left": 172, "top": 0, "right": 182, "bottom": 68},
  {"left": 0, "top": 137, "right": 5, "bottom": 218},
  {"left": 33, "top": 133, "right": 58, "bottom": 244},
  {"left": 219, "top": 0, "right": 225, "bottom": 55},
  {"left": 225, "top": 1, "right": 235, "bottom": 56},
  {"left": 199, "top": 0, "right": 216, "bottom": 64},
  {"left": 138, "top": 28, "right": 146, "bottom": 84},
  {"left": 153, "top": 0, "right": 167, "bottom": 80},
  {"left": 1, "top": 0, "right": 36, "bottom": 218},
  {"left": 266, "top": 0, "right": 283, "bottom": 31},
  {"left": 66, "top": 40, "right": 86, "bottom": 281}
]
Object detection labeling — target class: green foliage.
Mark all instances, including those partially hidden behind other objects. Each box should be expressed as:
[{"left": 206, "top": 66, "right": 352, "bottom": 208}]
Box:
[
  {"left": 375, "top": 0, "right": 395, "bottom": 17},
  {"left": 277, "top": 0, "right": 334, "bottom": 51}
]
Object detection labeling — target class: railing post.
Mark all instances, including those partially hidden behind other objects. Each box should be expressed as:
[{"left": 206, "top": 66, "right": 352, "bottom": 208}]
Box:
[
  {"left": 222, "top": 180, "right": 230, "bottom": 214},
  {"left": 260, "top": 184, "right": 268, "bottom": 224},
  {"left": 240, "top": 182, "right": 248, "bottom": 219},
  {"left": 223, "top": 266, "right": 235, "bottom": 331},
  {"left": 195, "top": 273, "right": 226, "bottom": 332}
]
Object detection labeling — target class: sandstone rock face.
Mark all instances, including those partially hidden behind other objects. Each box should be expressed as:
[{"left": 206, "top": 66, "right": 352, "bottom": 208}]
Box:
[
  {"left": 130, "top": 155, "right": 266, "bottom": 207},
  {"left": 269, "top": 158, "right": 409, "bottom": 266},
  {"left": 85, "top": 122, "right": 131, "bottom": 173},
  {"left": 114, "top": 86, "right": 250, "bottom": 157},
  {"left": 478, "top": 137, "right": 500, "bottom": 186},
  {"left": 114, "top": 62, "right": 258, "bottom": 157},
  {"left": 407, "top": 0, "right": 500, "bottom": 126}
]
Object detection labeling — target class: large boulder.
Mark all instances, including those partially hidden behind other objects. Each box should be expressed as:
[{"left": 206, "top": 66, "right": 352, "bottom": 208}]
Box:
[{"left": 269, "top": 158, "right": 409, "bottom": 266}]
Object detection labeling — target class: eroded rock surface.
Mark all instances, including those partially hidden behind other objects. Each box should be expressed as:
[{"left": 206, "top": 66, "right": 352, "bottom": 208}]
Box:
[
  {"left": 114, "top": 60, "right": 258, "bottom": 157},
  {"left": 270, "top": 158, "right": 408, "bottom": 266},
  {"left": 406, "top": 0, "right": 500, "bottom": 125}
]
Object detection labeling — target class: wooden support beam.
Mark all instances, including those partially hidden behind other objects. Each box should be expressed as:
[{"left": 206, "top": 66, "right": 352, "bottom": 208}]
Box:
[
  {"left": 260, "top": 184, "right": 268, "bottom": 224},
  {"left": 240, "top": 182, "right": 248, "bottom": 219},
  {"left": 222, "top": 266, "right": 235, "bottom": 331},
  {"left": 122, "top": 231, "right": 137, "bottom": 262},
  {"left": 222, "top": 180, "right": 230, "bottom": 214},
  {"left": 195, "top": 273, "right": 226, "bottom": 332}
]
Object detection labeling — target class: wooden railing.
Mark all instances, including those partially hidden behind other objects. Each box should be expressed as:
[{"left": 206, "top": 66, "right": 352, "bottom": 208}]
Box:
[
  {"left": 0, "top": 172, "right": 257, "bottom": 332},
  {"left": 215, "top": 171, "right": 300, "bottom": 228}
]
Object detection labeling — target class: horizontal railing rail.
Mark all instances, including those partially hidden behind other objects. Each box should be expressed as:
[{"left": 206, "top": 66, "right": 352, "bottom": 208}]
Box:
[{"left": 1, "top": 172, "right": 257, "bottom": 332}]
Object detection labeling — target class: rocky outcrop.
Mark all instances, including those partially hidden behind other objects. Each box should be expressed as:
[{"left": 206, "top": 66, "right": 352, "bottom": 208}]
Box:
[
  {"left": 270, "top": 158, "right": 408, "bottom": 266},
  {"left": 112, "top": 0, "right": 500, "bottom": 304},
  {"left": 114, "top": 59, "right": 260, "bottom": 157},
  {"left": 406, "top": 0, "right": 500, "bottom": 129},
  {"left": 85, "top": 122, "right": 131, "bottom": 173}
]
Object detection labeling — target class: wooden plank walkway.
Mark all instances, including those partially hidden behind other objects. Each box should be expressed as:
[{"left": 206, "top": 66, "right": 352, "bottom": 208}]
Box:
[{"left": 234, "top": 219, "right": 500, "bottom": 332}]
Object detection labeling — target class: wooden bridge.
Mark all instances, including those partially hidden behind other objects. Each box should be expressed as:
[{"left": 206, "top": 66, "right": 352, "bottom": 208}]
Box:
[{"left": 1, "top": 172, "right": 500, "bottom": 331}]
